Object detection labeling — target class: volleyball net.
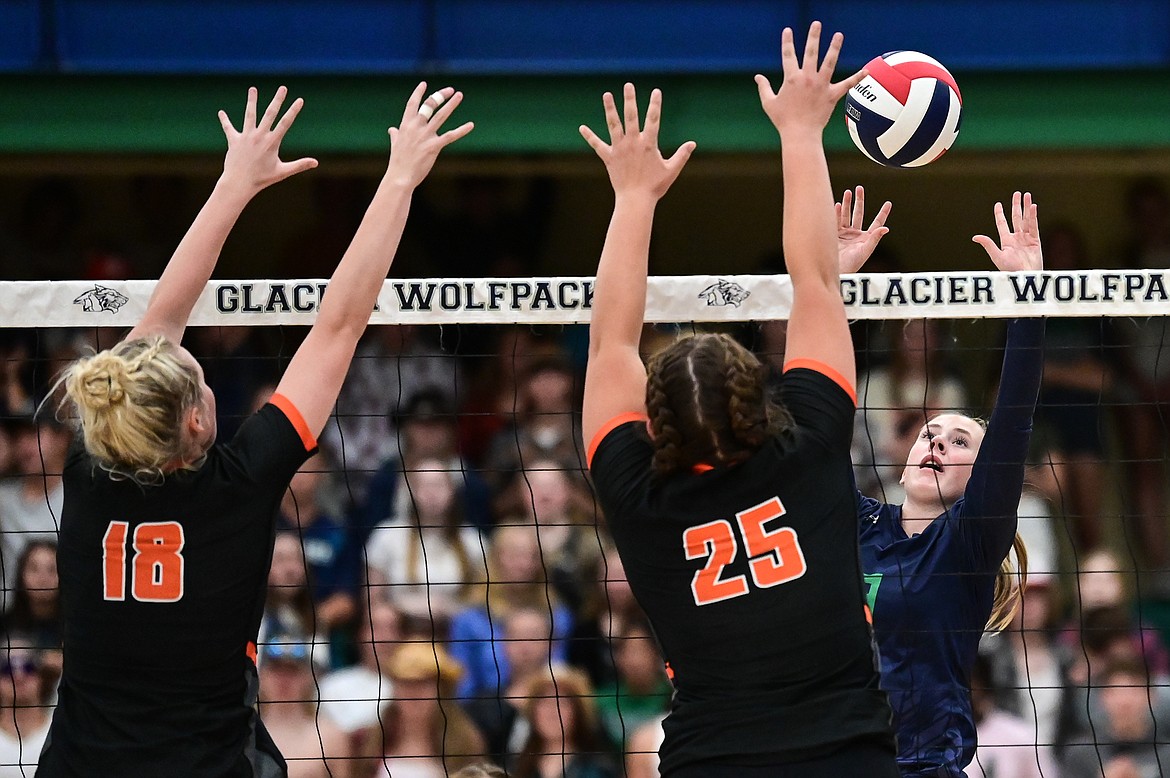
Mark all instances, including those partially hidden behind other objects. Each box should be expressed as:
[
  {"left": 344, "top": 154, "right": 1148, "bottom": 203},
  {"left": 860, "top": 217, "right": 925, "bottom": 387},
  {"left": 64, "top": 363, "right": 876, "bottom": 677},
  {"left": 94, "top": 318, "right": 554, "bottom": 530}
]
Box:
[{"left": 2, "top": 270, "right": 1169, "bottom": 777}]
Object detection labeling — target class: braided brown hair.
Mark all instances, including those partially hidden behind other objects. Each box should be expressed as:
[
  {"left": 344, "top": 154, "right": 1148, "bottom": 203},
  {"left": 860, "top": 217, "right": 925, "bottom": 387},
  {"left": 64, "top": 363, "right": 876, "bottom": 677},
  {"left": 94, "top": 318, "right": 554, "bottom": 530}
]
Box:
[{"left": 646, "top": 333, "right": 793, "bottom": 479}]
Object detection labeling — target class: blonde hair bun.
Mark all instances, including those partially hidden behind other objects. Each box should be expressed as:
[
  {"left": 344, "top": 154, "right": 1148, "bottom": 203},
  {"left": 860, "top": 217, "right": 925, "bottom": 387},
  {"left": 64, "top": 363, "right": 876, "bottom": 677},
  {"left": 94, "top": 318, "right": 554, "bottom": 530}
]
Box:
[{"left": 75, "top": 352, "right": 129, "bottom": 409}]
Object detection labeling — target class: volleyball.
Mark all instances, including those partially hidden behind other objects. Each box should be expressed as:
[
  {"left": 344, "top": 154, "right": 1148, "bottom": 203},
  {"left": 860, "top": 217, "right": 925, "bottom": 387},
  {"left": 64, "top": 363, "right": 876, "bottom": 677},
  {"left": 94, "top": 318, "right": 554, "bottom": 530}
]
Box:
[{"left": 844, "top": 51, "right": 962, "bottom": 168}]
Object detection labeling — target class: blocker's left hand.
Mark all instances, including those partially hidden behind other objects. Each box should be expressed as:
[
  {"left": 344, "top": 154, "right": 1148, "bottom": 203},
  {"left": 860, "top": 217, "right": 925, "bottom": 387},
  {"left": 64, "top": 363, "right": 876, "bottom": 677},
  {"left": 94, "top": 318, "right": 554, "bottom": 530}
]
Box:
[{"left": 837, "top": 185, "right": 892, "bottom": 274}]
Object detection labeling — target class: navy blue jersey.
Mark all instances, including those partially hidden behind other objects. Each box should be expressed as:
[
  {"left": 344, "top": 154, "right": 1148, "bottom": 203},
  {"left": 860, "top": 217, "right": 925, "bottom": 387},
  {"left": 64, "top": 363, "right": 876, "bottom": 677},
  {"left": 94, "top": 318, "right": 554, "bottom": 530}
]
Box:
[
  {"left": 590, "top": 364, "right": 895, "bottom": 774},
  {"left": 40, "top": 397, "right": 317, "bottom": 778},
  {"left": 858, "top": 318, "right": 1045, "bottom": 777}
]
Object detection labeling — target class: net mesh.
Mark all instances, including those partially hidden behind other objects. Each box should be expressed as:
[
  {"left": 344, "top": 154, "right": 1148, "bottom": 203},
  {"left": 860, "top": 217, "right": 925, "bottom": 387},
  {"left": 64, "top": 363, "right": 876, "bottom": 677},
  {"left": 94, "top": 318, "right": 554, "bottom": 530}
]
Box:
[{"left": 2, "top": 275, "right": 1169, "bottom": 777}]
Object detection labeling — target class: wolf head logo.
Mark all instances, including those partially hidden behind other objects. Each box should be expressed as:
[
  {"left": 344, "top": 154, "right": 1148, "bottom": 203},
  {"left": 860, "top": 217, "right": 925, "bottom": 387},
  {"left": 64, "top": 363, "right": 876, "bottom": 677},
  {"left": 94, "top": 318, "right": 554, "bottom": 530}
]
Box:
[
  {"left": 698, "top": 280, "right": 750, "bottom": 308},
  {"left": 73, "top": 285, "right": 129, "bottom": 313}
]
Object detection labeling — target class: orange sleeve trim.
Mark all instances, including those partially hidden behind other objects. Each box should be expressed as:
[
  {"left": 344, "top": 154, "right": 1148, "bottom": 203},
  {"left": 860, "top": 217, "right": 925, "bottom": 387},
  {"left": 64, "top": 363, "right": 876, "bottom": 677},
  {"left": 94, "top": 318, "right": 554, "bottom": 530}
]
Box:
[
  {"left": 246, "top": 641, "right": 257, "bottom": 664},
  {"left": 782, "top": 359, "right": 857, "bottom": 406},
  {"left": 270, "top": 393, "right": 318, "bottom": 453},
  {"left": 586, "top": 412, "right": 650, "bottom": 469}
]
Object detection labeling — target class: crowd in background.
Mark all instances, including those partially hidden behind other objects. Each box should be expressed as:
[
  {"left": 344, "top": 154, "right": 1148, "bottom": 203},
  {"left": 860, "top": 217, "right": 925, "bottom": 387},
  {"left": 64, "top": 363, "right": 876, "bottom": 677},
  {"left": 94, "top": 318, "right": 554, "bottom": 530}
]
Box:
[{"left": 0, "top": 177, "right": 1168, "bottom": 777}]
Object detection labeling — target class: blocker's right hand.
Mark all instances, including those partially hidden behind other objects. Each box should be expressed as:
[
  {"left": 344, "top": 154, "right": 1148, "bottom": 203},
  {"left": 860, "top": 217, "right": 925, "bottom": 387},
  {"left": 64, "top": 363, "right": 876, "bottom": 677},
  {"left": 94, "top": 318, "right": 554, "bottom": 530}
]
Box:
[
  {"left": 579, "top": 83, "right": 696, "bottom": 201},
  {"left": 218, "top": 86, "right": 318, "bottom": 194},
  {"left": 755, "top": 22, "right": 866, "bottom": 135},
  {"left": 386, "top": 81, "right": 475, "bottom": 189}
]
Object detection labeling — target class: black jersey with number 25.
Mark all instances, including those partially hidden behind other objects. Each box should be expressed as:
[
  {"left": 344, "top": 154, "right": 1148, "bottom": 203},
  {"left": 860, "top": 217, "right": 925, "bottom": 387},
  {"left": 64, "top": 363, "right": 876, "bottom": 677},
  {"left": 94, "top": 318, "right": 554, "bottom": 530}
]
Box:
[
  {"left": 38, "top": 398, "right": 317, "bottom": 778},
  {"left": 588, "top": 365, "right": 894, "bottom": 774}
]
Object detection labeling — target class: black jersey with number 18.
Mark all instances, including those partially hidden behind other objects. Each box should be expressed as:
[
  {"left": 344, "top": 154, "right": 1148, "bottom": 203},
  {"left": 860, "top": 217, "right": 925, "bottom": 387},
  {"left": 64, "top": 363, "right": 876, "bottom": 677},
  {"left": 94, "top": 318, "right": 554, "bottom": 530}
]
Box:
[
  {"left": 38, "top": 397, "right": 317, "bottom": 778},
  {"left": 588, "top": 364, "right": 894, "bottom": 774}
]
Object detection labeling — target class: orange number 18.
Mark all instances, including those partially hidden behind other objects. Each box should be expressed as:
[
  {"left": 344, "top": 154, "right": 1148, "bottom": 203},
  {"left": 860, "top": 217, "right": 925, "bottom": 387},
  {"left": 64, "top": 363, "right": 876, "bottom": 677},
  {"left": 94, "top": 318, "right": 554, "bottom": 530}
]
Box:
[
  {"left": 682, "top": 497, "right": 806, "bottom": 606},
  {"left": 103, "top": 521, "right": 186, "bottom": 603}
]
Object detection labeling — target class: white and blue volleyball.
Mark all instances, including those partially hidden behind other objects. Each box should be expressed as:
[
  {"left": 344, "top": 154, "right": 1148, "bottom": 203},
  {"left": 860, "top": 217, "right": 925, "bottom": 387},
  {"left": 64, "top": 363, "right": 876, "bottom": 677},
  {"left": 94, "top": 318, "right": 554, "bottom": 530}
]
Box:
[{"left": 845, "top": 51, "right": 962, "bottom": 168}]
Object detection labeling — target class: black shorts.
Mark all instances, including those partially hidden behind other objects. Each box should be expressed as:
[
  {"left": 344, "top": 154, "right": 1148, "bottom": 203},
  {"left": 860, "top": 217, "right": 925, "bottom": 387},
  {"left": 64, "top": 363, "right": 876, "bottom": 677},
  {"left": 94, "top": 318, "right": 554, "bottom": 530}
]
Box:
[{"left": 666, "top": 738, "right": 899, "bottom": 778}]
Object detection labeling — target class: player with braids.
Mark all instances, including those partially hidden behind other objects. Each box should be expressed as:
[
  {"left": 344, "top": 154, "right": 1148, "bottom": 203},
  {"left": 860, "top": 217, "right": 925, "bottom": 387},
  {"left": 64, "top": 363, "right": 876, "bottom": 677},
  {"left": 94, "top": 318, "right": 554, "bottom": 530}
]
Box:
[
  {"left": 582, "top": 23, "right": 898, "bottom": 777},
  {"left": 841, "top": 190, "right": 1046, "bottom": 777},
  {"left": 39, "top": 83, "right": 472, "bottom": 776},
  {"left": 645, "top": 334, "right": 793, "bottom": 478}
]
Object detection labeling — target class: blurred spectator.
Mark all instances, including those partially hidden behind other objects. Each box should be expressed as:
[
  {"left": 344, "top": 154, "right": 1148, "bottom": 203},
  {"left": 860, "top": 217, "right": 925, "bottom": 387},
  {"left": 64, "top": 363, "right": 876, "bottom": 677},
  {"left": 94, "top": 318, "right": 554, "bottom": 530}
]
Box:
[
  {"left": 458, "top": 326, "right": 565, "bottom": 467},
  {"left": 509, "top": 664, "right": 617, "bottom": 778},
  {"left": 482, "top": 356, "right": 585, "bottom": 493},
  {"left": 968, "top": 653, "right": 1051, "bottom": 778},
  {"left": 1061, "top": 658, "right": 1170, "bottom": 778},
  {"left": 1061, "top": 549, "right": 1170, "bottom": 682},
  {"left": 624, "top": 714, "right": 665, "bottom": 778},
  {"left": 0, "top": 641, "right": 52, "bottom": 777},
  {"left": 364, "top": 458, "right": 485, "bottom": 632},
  {"left": 449, "top": 524, "right": 573, "bottom": 700},
  {"left": 359, "top": 390, "right": 493, "bottom": 538},
  {"left": 0, "top": 540, "right": 62, "bottom": 688},
  {"left": 258, "top": 636, "right": 350, "bottom": 778},
  {"left": 595, "top": 617, "right": 671, "bottom": 751},
  {"left": 260, "top": 532, "right": 329, "bottom": 668},
  {"left": 0, "top": 416, "right": 70, "bottom": 613},
  {"left": 321, "top": 325, "right": 456, "bottom": 505},
  {"left": 0, "top": 342, "right": 33, "bottom": 420},
  {"left": 318, "top": 599, "right": 401, "bottom": 748},
  {"left": 509, "top": 461, "right": 600, "bottom": 613},
  {"left": 981, "top": 574, "right": 1075, "bottom": 767},
  {"left": 463, "top": 605, "right": 556, "bottom": 765},
  {"left": 568, "top": 544, "right": 643, "bottom": 689},
  {"left": 1110, "top": 179, "right": 1170, "bottom": 583},
  {"left": 373, "top": 642, "right": 486, "bottom": 777},
  {"left": 853, "top": 319, "right": 968, "bottom": 503},
  {"left": 1034, "top": 223, "right": 1114, "bottom": 550},
  {"left": 278, "top": 454, "right": 359, "bottom": 645},
  {"left": 186, "top": 327, "right": 280, "bottom": 441},
  {"left": 450, "top": 764, "right": 507, "bottom": 778}
]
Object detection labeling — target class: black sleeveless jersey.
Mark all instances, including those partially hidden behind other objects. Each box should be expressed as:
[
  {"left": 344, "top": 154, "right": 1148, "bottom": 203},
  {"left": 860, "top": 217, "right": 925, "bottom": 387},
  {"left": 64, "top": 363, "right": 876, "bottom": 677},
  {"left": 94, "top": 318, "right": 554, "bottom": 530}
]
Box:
[
  {"left": 588, "top": 364, "right": 894, "bottom": 774},
  {"left": 38, "top": 397, "right": 316, "bottom": 778}
]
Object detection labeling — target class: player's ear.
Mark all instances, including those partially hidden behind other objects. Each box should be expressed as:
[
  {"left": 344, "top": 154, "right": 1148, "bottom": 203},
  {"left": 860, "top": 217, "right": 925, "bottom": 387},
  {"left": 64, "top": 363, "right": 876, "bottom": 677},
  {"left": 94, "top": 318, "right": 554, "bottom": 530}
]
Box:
[
  {"left": 186, "top": 404, "right": 207, "bottom": 438},
  {"left": 644, "top": 419, "right": 655, "bottom": 440}
]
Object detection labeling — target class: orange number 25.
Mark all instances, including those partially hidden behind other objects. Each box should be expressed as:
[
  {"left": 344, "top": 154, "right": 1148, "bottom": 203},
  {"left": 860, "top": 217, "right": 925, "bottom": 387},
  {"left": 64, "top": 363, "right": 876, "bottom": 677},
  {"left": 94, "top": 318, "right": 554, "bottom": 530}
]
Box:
[
  {"left": 682, "top": 497, "right": 806, "bottom": 606},
  {"left": 103, "top": 521, "right": 186, "bottom": 603}
]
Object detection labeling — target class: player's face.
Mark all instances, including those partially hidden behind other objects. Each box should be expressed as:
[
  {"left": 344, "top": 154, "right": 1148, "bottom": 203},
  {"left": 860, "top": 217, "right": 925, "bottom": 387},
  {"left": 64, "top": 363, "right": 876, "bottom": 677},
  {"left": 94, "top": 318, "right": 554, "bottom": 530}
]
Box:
[
  {"left": 0, "top": 650, "right": 41, "bottom": 706},
  {"left": 22, "top": 545, "right": 57, "bottom": 606},
  {"left": 900, "top": 414, "right": 985, "bottom": 504},
  {"left": 408, "top": 462, "right": 455, "bottom": 524}
]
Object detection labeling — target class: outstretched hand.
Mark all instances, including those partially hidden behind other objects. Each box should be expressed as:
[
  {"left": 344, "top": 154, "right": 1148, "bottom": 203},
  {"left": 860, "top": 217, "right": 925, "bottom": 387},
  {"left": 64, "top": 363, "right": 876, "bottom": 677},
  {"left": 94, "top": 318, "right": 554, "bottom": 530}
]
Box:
[
  {"left": 386, "top": 82, "right": 475, "bottom": 189},
  {"left": 837, "top": 186, "right": 892, "bottom": 273},
  {"left": 973, "top": 191, "right": 1043, "bottom": 272},
  {"left": 579, "top": 84, "right": 696, "bottom": 201},
  {"left": 755, "top": 22, "right": 866, "bottom": 135},
  {"left": 218, "top": 86, "right": 318, "bottom": 194}
]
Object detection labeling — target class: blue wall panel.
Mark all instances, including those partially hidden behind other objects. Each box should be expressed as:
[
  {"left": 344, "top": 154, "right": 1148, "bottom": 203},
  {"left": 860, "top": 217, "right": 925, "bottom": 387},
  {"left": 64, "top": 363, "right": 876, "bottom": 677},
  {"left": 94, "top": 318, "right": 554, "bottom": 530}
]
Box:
[
  {"left": 0, "top": 0, "right": 41, "bottom": 71},
  {"left": 432, "top": 0, "right": 801, "bottom": 73},
  {"left": 816, "top": 0, "right": 1170, "bottom": 70},
  {"left": 41, "top": 0, "right": 1170, "bottom": 74},
  {"left": 54, "top": 0, "right": 428, "bottom": 73}
]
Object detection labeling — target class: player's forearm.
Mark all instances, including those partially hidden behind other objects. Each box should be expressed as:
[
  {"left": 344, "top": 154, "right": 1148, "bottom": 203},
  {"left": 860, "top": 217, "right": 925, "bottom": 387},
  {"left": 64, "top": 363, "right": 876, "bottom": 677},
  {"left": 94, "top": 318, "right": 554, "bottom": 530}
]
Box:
[
  {"left": 780, "top": 130, "right": 839, "bottom": 290},
  {"left": 135, "top": 178, "right": 255, "bottom": 341},
  {"left": 314, "top": 176, "right": 414, "bottom": 339},
  {"left": 588, "top": 194, "right": 656, "bottom": 357}
]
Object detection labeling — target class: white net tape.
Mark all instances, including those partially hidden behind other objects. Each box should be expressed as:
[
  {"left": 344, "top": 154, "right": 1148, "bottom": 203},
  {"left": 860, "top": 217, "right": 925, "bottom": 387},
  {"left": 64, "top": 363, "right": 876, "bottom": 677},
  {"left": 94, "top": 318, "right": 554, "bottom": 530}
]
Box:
[{"left": 4, "top": 268, "right": 1168, "bottom": 327}]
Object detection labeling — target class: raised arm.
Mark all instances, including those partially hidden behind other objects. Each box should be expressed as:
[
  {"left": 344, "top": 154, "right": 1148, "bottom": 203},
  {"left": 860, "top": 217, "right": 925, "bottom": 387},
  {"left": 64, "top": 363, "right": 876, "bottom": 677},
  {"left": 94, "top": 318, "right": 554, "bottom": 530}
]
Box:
[
  {"left": 579, "top": 85, "right": 695, "bottom": 446},
  {"left": 128, "top": 87, "right": 317, "bottom": 344},
  {"left": 275, "top": 83, "right": 473, "bottom": 437},
  {"left": 755, "top": 24, "right": 866, "bottom": 390},
  {"left": 963, "top": 192, "right": 1047, "bottom": 564}
]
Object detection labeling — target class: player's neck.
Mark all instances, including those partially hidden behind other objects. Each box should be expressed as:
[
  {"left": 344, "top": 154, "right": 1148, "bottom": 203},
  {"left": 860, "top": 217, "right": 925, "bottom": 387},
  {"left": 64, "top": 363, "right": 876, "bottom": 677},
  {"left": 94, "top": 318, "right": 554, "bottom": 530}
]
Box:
[
  {"left": 899, "top": 496, "right": 944, "bottom": 536},
  {"left": 0, "top": 704, "right": 46, "bottom": 739}
]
